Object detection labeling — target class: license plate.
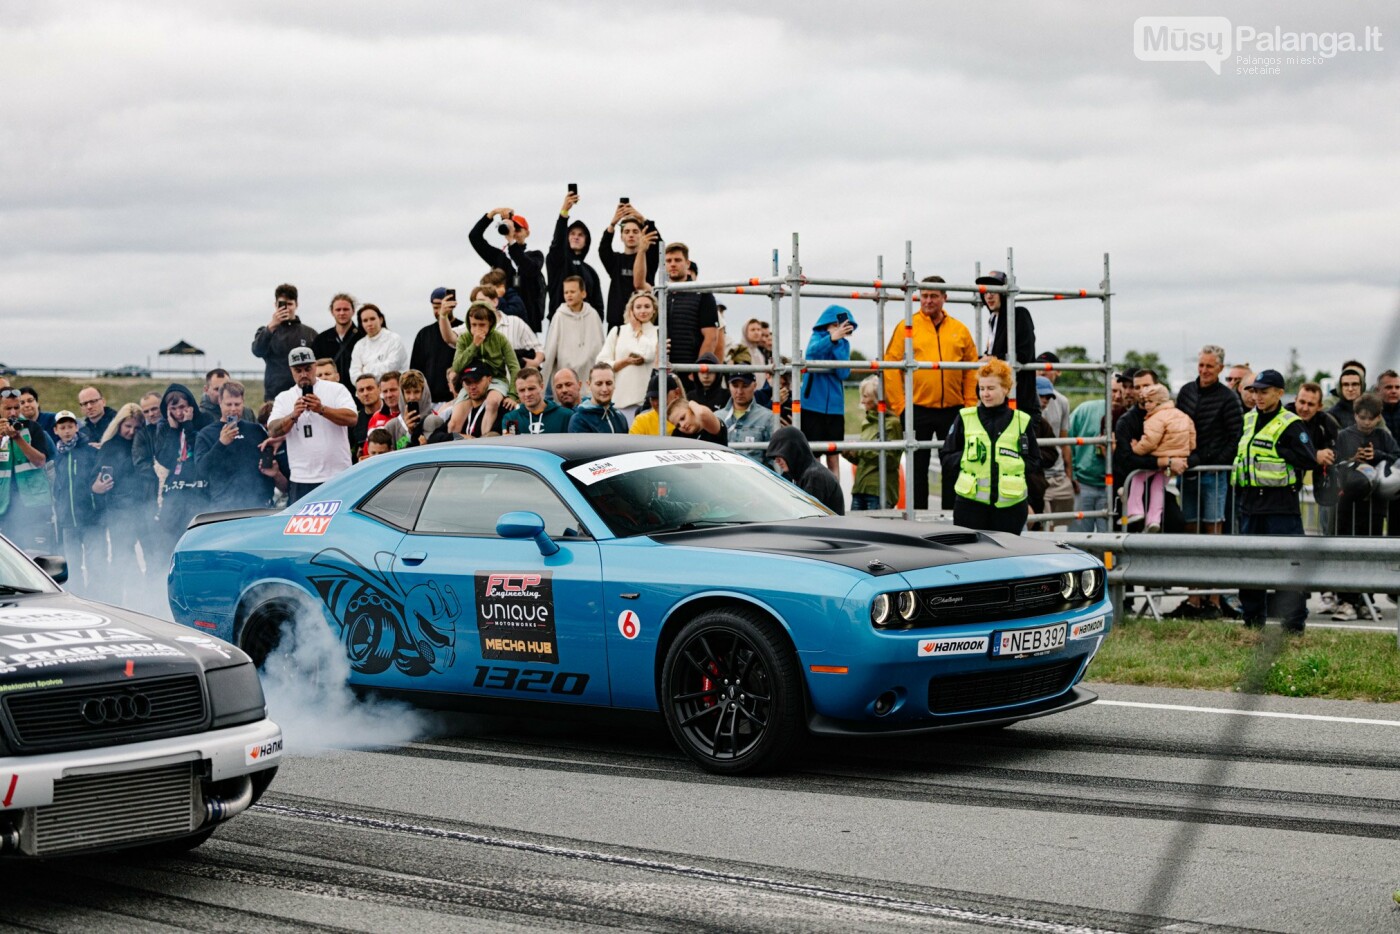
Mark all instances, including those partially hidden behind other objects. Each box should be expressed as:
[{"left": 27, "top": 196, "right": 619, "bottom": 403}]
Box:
[{"left": 991, "top": 622, "right": 1067, "bottom": 657}]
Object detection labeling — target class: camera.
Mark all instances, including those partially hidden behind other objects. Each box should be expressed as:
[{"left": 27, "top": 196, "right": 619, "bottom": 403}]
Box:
[{"left": 496, "top": 216, "right": 516, "bottom": 236}]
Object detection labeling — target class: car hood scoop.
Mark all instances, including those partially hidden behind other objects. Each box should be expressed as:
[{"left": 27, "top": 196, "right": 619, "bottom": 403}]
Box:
[{"left": 655, "top": 517, "right": 1056, "bottom": 575}]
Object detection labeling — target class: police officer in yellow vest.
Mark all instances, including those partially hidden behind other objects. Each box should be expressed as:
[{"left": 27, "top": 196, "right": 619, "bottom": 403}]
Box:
[
  {"left": 1231, "top": 369, "right": 1318, "bottom": 632},
  {"left": 0, "top": 387, "right": 56, "bottom": 552},
  {"left": 939, "top": 359, "right": 1043, "bottom": 534}
]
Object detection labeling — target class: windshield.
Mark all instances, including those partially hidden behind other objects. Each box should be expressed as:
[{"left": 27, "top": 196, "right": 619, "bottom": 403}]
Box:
[
  {"left": 566, "top": 449, "right": 831, "bottom": 537},
  {"left": 0, "top": 537, "right": 62, "bottom": 594}
]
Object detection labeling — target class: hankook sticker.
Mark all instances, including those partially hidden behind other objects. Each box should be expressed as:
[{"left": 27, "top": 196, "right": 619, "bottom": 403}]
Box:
[
  {"left": 1071, "top": 617, "right": 1106, "bottom": 639},
  {"left": 917, "top": 636, "right": 989, "bottom": 658}
]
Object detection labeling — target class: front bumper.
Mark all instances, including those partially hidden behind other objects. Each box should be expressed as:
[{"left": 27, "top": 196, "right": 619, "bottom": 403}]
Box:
[
  {"left": 808, "top": 684, "right": 1098, "bottom": 737},
  {"left": 1, "top": 718, "right": 282, "bottom": 811}
]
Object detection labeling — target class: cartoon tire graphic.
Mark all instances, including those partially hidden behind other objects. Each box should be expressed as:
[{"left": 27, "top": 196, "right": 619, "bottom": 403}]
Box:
[{"left": 343, "top": 591, "right": 398, "bottom": 674}]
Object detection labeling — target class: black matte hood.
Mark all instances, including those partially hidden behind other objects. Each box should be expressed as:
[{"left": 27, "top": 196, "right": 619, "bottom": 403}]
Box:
[
  {"left": 0, "top": 594, "right": 243, "bottom": 689},
  {"left": 654, "top": 517, "right": 1065, "bottom": 575}
]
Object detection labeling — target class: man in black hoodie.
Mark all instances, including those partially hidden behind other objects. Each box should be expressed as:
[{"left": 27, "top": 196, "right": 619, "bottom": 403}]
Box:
[
  {"left": 251, "top": 283, "right": 317, "bottom": 403},
  {"left": 150, "top": 383, "right": 211, "bottom": 564},
  {"left": 764, "top": 426, "right": 844, "bottom": 515},
  {"left": 194, "top": 380, "right": 273, "bottom": 511},
  {"left": 598, "top": 204, "right": 660, "bottom": 332},
  {"left": 470, "top": 208, "right": 546, "bottom": 332},
  {"left": 547, "top": 191, "right": 604, "bottom": 322}
]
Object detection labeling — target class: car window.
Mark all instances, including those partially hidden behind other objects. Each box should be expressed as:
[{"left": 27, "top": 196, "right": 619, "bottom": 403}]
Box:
[
  {"left": 414, "top": 466, "right": 584, "bottom": 538},
  {"left": 359, "top": 467, "right": 436, "bottom": 530}
]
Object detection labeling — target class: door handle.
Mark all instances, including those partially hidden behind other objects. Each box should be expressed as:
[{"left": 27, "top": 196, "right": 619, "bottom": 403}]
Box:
[{"left": 400, "top": 552, "right": 428, "bottom": 565}]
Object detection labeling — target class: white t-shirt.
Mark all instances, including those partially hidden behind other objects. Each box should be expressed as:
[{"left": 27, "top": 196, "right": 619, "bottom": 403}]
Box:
[{"left": 269, "top": 379, "right": 356, "bottom": 483}]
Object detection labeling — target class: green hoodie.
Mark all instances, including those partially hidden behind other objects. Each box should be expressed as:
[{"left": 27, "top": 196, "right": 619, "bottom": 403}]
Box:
[
  {"left": 452, "top": 329, "right": 521, "bottom": 398},
  {"left": 844, "top": 409, "right": 903, "bottom": 502}
]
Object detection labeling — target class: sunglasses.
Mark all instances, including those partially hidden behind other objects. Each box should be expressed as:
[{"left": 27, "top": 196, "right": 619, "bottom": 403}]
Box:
[{"left": 0, "top": 389, "right": 21, "bottom": 399}]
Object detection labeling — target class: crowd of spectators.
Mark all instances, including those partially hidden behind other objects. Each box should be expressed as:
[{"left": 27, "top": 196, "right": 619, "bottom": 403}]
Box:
[{"left": 0, "top": 190, "right": 1395, "bottom": 630}]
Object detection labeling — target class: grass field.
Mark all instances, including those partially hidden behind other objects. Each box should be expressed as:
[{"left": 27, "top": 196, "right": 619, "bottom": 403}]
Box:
[
  {"left": 1086, "top": 616, "right": 1400, "bottom": 702},
  {"left": 6, "top": 376, "right": 194, "bottom": 420}
]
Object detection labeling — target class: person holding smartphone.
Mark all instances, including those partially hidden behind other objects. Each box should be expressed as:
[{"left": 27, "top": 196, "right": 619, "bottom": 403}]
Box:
[
  {"left": 251, "top": 283, "right": 318, "bottom": 403},
  {"left": 546, "top": 185, "right": 605, "bottom": 323},
  {"left": 194, "top": 379, "right": 274, "bottom": 511},
  {"left": 801, "top": 304, "right": 857, "bottom": 475}
]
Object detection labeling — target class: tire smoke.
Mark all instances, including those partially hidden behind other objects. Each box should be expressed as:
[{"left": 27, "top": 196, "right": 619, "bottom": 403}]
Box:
[{"left": 257, "top": 608, "right": 443, "bottom": 753}]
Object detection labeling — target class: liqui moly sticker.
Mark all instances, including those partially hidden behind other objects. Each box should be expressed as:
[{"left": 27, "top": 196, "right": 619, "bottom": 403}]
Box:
[
  {"left": 1071, "top": 617, "right": 1107, "bottom": 640},
  {"left": 917, "top": 636, "right": 989, "bottom": 658},
  {"left": 246, "top": 736, "right": 283, "bottom": 765},
  {"left": 284, "top": 500, "right": 341, "bottom": 535}
]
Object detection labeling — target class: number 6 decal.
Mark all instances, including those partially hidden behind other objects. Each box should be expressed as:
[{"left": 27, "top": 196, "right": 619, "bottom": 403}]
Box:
[{"left": 617, "top": 609, "right": 640, "bottom": 640}]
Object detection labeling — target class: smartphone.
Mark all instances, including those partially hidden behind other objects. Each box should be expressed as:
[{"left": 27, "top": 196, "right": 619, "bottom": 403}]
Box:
[
  {"left": 224, "top": 414, "right": 237, "bottom": 425},
  {"left": 836, "top": 311, "right": 850, "bottom": 324},
  {"left": 568, "top": 183, "right": 578, "bottom": 195},
  {"left": 301, "top": 385, "right": 315, "bottom": 397},
  {"left": 99, "top": 466, "right": 113, "bottom": 483},
  {"left": 619, "top": 197, "right": 630, "bottom": 205},
  {"left": 258, "top": 447, "right": 275, "bottom": 470},
  {"left": 444, "top": 288, "right": 456, "bottom": 302},
  {"left": 277, "top": 300, "right": 290, "bottom": 310}
]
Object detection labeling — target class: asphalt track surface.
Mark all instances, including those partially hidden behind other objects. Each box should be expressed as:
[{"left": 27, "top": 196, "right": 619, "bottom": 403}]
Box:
[{"left": 6, "top": 681, "right": 1400, "bottom": 933}]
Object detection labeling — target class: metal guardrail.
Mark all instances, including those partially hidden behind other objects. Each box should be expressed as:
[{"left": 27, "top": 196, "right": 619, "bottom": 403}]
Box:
[{"left": 1025, "top": 531, "right": 1400, "bottom": 645}]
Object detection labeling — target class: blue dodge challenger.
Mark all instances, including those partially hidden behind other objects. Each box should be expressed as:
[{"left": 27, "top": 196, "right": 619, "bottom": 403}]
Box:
[{"left": 169, "top": 436, "right": 1111, "bottom": 774}]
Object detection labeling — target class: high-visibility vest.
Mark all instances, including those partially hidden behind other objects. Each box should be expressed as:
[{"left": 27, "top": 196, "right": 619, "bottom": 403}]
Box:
[
  {"left": 1232, "top": 408, "right": 1300, "bottom": 488},
  {"left": 953, "top": 407, "right": 1031, "bottom": 507},
  {"left": 0, "top": 426, "right": 53, "bottom": 514}
]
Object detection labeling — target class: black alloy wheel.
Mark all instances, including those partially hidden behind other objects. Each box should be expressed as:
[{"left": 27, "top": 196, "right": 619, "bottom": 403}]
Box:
[{"left": 661, "top": 607, "right": 803, "bottom": 775}]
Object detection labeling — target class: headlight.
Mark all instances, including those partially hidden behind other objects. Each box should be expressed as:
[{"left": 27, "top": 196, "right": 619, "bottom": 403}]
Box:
[
  {"left": 897, "top": 590, "right": 919, "bottom": 621},
  {"left": 1079, "top": 568, "right": 1101, "bottom": 598},
  {"left": 871, "top": 593, "right": 891, "bottom": 626},
  {"left": 1059, "top": 572, "right": 1076, "bottom": 600},
  {"left": 206, "top": 663, "right": 267, "bottom": 729}
]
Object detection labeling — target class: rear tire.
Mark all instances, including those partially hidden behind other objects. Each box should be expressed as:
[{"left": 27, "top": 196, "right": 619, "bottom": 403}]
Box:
[{"left": 661, "top": 607, "right": 804, "bottom": 775}]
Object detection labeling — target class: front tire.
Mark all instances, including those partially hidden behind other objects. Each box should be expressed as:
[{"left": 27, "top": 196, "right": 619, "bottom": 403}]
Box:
[{"left": 661, "top": 608, "right": 804, "bottom": 775}]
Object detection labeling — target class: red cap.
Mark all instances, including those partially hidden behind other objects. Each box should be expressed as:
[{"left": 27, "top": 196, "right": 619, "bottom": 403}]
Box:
[{"left": 509, "top": 214, "right": 529, "bottom": 232}]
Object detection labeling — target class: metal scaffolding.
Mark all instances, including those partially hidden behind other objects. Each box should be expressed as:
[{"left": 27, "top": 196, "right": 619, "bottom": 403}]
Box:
[{"left": 652, "top": 235, "right": 1115, "bottom": 525}]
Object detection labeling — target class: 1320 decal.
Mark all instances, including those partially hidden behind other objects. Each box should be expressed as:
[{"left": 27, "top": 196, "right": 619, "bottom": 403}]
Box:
[{"left": 472, "top": 665, "right": 589, "bottom": 695}]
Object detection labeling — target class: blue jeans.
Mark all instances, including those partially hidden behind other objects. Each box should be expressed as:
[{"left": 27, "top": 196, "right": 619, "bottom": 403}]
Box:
[
  {"left": 1238, "top": 512, "right": 1307, "bottom": 630},
  {"left": 850, "top": 493, "right": 881, "bottom": 511},
  {"left": 1071, "top": 484, "right": 1109, "bottom": 532},
  {"left": 1181, "top": 470, "right": 1228, "bottom": 524}
]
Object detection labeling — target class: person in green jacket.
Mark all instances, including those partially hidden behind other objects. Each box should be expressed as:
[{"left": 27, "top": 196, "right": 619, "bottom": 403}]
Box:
[
  {"left": 843, "top": 376, "right": 903, "bottom": 510},
  {"left": 451, "top": 302, "right": 521, "bottom": 436}
]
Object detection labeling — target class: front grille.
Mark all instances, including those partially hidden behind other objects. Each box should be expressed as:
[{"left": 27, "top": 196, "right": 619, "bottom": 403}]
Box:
[
  {"left": 909, "top": 575, "right": 1071, "bottom": 628},
  {"left": 928, "top": 659, "right": 1080, "bottom": 714},
  {"left": 24, "top": 762, "right": 199, "bottom": 855},
  {"left": 4, "top": 675, "right": 207, "bottom": 752}
]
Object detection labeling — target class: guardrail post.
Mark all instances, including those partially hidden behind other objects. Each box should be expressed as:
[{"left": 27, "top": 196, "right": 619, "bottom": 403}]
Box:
[{"left": 1111, "top": 582, "right": 1127, "bottom": 622}]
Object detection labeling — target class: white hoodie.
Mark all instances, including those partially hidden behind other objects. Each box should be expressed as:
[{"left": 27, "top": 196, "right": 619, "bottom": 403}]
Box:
[{"left": 542, "top": 303, "right": 604, "bottom": 387}]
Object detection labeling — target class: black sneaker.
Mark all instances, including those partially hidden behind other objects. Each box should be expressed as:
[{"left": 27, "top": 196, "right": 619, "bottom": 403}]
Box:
[
  {"left": 1197, "top": 603, "right": 1223, "bottom": 620},
  {"left": 1164, "top": 601, "right": 1201, "bottom": 619}
]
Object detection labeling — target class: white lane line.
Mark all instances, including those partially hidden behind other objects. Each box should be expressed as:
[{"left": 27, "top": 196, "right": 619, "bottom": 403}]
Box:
[{"left": 1096, "top": 700, "right": 1400, "bottom": 727}]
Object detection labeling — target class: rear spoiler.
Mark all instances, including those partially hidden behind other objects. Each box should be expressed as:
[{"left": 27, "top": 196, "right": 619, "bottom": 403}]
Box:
[{"left": 187, "top": 507, "right": 282, "bottom": 530}]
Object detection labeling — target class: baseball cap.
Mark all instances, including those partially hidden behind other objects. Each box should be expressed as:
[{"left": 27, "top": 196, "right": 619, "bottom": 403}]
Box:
[
  {"left": 727, "top": 371, "right": 756, "bottom": 385},
  {"left": 1036, "top": 351, "right": 1060, "bottom": 364},
  {"left": 974, "top": 270, "right": 1007, "bottom": 286},
  {"left": 509, "top": 215, "right": 529, "bottom": 233},
  {"left": 1247, "top": 369, "right": 1285, "bottom": 391},
  {"left": 288, "top": 346, "right": 315, "bottom": 368},
  {"left": 644, "top": 371, "right": 684, "bottom": 399},
  {"left": 458, "top": 363, "right": 495, "bottom": 383},
  {"left": 1036, "top": 376, "right": 1055, "bottom": 397},
  {"left": 54, "top": 410, "right": 78, "bottom": 424},
  {"left": 430, "top": 287, "right": 448, "bottom": 301}
]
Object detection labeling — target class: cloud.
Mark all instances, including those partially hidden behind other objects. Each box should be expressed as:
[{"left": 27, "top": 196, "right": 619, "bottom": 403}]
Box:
[{"left": 1, "top": 1, "right": 1397, "bottom": 384}]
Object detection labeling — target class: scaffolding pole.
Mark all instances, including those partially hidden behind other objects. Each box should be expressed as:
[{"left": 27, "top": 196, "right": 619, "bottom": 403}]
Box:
[{"left": 648, "top": 237, "right": 1115, "bottom": 526}]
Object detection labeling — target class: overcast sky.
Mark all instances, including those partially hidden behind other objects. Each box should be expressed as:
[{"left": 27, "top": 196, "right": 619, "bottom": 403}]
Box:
[{"left": 3, "top": 0, "right": 1397, "bottom": 388}]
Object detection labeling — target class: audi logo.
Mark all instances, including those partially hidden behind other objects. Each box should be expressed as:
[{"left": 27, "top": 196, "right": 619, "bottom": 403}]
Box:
[{"left": 79, "top": 693, "right": 152, "bottom": 725}]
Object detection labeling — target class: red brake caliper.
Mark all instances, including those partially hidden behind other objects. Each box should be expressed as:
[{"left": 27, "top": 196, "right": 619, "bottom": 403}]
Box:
[{"left": 701, "top": 661, "right": 721, "bottom": 708}]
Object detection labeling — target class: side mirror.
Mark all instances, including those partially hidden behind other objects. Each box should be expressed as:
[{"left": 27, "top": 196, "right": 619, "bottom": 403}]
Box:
[
  {"left": 496, "top": 511, "right": 560, "bottom": 557},
  {"left": 34, "top": 555, "right": 68, "bottom": 584}
]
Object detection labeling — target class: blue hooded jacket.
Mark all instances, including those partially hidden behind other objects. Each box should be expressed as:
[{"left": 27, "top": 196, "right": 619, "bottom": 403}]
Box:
[
  {"left": 802, "top": 305, "right": 855, "bottom": 416},
  {"left": 568, "top": 399, "right": 629, "bottom": 434}
]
